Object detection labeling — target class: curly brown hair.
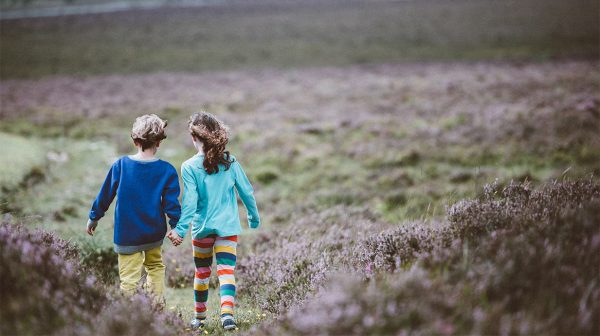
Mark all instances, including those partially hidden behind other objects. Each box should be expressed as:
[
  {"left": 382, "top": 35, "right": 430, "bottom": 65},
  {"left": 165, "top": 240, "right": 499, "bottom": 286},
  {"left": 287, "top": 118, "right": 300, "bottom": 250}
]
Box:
[
  {"left": 131, "top": 114, "right": 168, "bottom": 150},
  {"left": 189, "top": 112, "right": 233, "bottom": 174}
]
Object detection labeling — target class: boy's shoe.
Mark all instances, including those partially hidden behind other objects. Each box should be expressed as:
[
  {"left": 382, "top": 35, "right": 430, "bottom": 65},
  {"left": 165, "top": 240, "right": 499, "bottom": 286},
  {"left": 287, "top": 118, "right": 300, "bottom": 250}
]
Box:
[
  {"left": 190, "top": 318, "right": 205, "bottom": 330},
  {"left": 221, "top": 317, "right": 237, "bottom": 331}
]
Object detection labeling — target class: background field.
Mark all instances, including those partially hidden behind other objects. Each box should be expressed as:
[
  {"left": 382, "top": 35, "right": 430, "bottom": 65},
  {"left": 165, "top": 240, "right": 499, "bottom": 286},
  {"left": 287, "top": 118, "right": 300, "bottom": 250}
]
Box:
[
  {"left": 1, "top": 0, "right": 599, "bottom": 335},
  {"left": 1, "top": 0, "right": 599, "bottom": 78}
]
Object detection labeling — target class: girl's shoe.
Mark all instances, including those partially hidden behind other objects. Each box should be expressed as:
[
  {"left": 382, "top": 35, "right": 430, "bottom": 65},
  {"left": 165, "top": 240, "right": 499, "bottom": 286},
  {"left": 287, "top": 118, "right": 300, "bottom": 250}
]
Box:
[
  {"left": 221, "top": 317, "right": 237, "bottom": 331},
  {"left": 190, "top": 318, "right": 205, "bottom": 330}
]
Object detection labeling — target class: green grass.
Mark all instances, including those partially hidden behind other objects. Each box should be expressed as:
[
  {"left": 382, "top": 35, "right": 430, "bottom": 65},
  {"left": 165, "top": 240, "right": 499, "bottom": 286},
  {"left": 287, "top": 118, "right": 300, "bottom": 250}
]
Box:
[
  {"left": 165, "top": 288, "right": 270, "bottom": 335},
  {"left": 1, "top": 0, "right": 598, "bottom": 78},
  {"left": 0, "top": 132, "right": 46, "bottom": 192},
  {"left": 5, "top": 137, "right": 118, "bottom": 247}
]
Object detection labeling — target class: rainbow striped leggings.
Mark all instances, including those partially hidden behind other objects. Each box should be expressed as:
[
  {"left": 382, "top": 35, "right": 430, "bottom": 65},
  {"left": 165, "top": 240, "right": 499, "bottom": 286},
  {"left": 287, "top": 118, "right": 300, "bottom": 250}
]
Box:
[{"left": 192, "top": 235, "right": 237, "bottom": 321}]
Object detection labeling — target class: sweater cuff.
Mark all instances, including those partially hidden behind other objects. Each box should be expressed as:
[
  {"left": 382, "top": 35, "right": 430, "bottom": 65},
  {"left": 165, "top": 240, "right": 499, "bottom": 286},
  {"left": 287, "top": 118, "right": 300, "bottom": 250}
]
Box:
[
  {"left": 87, "top": 219, "right": 99, "bottom": 230},
  {"left": 249, "top": 218, "right": 260, "bottom": 229},
  {"left": 174, "top": 226, "right": 187, "bottom": 239}
]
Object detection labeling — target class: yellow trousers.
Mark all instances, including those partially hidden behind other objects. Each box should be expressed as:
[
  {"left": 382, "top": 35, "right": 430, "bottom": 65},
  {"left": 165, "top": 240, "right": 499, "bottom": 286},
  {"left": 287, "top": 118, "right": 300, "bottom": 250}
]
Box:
[{"left": 117, "top": 246, "right": 165, "bottom": 301}]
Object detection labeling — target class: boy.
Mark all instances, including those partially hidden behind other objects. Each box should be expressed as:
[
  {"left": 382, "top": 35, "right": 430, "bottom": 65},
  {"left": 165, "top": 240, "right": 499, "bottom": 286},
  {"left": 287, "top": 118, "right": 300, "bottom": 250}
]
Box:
[{"left": 86, "top": 114, "right": 181, "bottom": 302}]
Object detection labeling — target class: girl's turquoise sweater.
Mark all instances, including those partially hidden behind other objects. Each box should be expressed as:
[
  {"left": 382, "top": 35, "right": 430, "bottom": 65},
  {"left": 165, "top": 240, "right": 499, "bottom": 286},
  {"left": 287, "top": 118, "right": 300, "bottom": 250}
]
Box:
[{"left": 173, "top": 154, "right": 260, "bottom": 239}]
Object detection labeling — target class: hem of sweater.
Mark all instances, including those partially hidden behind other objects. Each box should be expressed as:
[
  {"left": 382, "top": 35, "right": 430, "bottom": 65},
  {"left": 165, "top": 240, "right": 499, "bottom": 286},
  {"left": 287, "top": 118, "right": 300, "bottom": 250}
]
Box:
[
  {"left": 114, "top": 239, "right": 163, "bottom": 254},
  {"left": 192, "top": 229, "right": 242, "bottom": 239}
]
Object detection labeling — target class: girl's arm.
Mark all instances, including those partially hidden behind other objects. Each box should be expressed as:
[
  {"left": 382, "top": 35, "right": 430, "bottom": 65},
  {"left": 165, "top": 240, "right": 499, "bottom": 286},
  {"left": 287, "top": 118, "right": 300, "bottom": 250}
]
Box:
[
  {"left": 173, "top": 163, "right": 198, "bottom": 238},
  {"left": 162, "top": 166, "right": 181, "bottom": 230},
  {"left": 233, "top": 160, "right": 260, "bottom": 228},
  {"left": 89, "top": 161, "right": 120, "bottom": 224}
]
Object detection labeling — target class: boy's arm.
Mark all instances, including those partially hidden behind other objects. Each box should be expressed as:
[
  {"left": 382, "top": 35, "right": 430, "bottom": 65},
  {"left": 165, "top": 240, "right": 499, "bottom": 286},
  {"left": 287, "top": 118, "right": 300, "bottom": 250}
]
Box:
[
  {"left": 162, "top": 167, "right": 181, "bottom": 229},
  {"left": 173, "top": 163, "right": 198, "bottom": 239},
  {"left": 233, "top": 160, "right": 260, "bottom": 229},
  {"left": 88, "top": 161, "right": 120, "bottom": 230}
]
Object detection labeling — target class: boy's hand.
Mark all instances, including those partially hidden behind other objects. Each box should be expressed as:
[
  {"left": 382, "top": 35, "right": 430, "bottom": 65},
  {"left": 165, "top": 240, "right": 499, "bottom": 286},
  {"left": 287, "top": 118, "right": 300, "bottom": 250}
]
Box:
[
  {"left": 167, "top": 230, "right": 183, "bottom": 246},
  {"left": 86, "top": 219, "right": 98, "bottom": 236}
]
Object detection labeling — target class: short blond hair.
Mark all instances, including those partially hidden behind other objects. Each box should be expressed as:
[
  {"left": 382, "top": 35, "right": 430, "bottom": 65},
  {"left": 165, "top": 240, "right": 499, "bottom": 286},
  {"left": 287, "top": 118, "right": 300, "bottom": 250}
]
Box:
[{"left": 131, "top": 114, "right": 168, "bottom": 150}]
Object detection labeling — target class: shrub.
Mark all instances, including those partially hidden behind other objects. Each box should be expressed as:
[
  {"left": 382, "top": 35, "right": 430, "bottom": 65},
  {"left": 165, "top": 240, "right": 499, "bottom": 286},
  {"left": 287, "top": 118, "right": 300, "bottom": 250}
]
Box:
[
  {"left": 271, "top": 268, "right": 459, "bottom": 336},
  {"left": 237, "top": 206, "right": 386, "bottom": 314},
  {"left": 61, "top": 293, "right": 184, "bottom": 336},
  {"left": 0, "top": 219, "right": 186, "bottom": 336},
  {"left": 250, "top": 179, "right": 600, "bottom": 335},
  {"left": 432, "top": 179, "right": 600, "bottom": 334},
  {"left": 357, "top": 220, "right": 447, "bottom": 274},
  {"left": 255, "top": 169, "right": 279, "bottom": 185},
  {"left": 447, "top": 178, "right": 600, "bottom": 241},
  {"left": 0, "top": 221, "right": 105, "bottom": 335}
]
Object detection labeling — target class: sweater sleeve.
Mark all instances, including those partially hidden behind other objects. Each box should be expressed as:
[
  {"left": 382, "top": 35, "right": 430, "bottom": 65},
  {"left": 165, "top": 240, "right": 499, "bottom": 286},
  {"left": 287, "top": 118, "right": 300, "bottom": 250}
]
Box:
[
  {"left": 162, "top": 166, "right": 181, "bottom": 229},
  {"left": 89, "top": 161, "right": 120, "bottom": 222},
  {"left": 174, "top": 163, "right": 198, "bottom": 238},
  {"left": 233, "top": 160, "right": 260, "bottom": 228}
]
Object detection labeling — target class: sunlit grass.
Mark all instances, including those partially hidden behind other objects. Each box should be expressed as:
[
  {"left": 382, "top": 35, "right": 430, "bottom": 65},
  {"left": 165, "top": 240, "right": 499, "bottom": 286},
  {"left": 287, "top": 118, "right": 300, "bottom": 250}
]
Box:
[
  {"left": 166, "top": 288, "right": 269, "bottom": 335},
  {"left": 0, "top": 132, "right": 45, "bottom": 193}
]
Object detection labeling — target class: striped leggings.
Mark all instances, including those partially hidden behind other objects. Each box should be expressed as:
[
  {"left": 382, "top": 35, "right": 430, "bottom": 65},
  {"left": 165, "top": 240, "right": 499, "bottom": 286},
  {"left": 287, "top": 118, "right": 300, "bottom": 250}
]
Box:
[{"left": 193, "top": 235, "right": 237, "bottom": 321}]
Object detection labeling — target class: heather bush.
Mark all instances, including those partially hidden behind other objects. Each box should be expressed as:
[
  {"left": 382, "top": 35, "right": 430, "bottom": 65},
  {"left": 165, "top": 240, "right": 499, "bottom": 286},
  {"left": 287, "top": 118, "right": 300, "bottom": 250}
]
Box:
[
  {"left": 250, "top": 179, "right": 600, "bottom": 335},
  {"left": 0, "top": 219, "right": 186, "bottom": 336},
  {"left": 61, "top": 292, "right": 185, "bottom": 336},
  {"left": 447, "top": 178, "right": 600, "bottom": 241},
  {"left": 429, "top": 179, "right": 600, "bottom": 334},
  {"left": 237, "top": 206, "right": 386, "bottom": 314},
  {"left": 267, "top": 268, "right": 459, "bottom": 336},
  {"left": 357, "top": 220, "right": 448, "bottom": 274},
  {"left": 0, "top": 220, "right": 105, "bottom": 335}
]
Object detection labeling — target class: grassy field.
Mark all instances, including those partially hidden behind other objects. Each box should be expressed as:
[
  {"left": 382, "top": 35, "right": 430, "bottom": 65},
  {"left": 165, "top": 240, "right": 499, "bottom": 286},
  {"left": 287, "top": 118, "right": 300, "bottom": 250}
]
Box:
[
  {"left": 1, "top": 0, "right": 598, "bottom": 78},
  {"left": 2, "top": 60, "right": 599, "bottom": 334},
  {"left": 1, "top": 0, "right": 599, "bottom": 334}
]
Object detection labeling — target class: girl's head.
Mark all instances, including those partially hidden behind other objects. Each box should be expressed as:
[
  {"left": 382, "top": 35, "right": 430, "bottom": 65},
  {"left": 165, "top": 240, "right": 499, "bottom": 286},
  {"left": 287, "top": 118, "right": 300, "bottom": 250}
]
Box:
[
  {"left": 131, "top": 114, "right": 168, "bottom": 152},
  {"left": 188, "top": 111, "right": 233, "bottom": 174}
]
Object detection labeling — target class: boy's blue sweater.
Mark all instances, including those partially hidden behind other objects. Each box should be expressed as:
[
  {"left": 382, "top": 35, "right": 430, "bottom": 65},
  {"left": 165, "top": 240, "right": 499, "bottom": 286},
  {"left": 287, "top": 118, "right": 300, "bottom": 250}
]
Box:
[{"left": 89, "top": 156, "right": 181, "bottom": 254}]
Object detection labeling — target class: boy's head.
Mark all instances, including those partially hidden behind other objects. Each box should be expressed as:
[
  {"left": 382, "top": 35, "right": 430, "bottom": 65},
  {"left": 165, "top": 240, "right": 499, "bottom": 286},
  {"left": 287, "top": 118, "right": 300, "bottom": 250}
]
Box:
[{"left": 131, "top": 114, "right": 168, "bottom": 151}]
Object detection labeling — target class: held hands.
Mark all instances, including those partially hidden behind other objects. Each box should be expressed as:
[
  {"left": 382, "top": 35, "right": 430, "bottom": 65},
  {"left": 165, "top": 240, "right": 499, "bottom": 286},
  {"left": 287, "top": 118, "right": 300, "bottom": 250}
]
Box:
[{"left": 167, "top": 230, "right": 183, "bottom": 246}]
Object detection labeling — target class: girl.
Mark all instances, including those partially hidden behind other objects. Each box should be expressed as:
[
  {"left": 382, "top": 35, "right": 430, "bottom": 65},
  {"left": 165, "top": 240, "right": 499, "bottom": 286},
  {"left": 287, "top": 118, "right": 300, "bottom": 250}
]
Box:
[{"left": 169, "top": 112, "right": 260, "bottom": 331}]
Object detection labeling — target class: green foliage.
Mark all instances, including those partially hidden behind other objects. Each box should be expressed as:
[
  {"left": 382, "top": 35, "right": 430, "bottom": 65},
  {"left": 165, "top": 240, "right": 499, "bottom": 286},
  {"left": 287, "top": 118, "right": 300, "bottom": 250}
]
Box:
[{"left": 254, "top": 168, "right": 280, "bottom": 185}]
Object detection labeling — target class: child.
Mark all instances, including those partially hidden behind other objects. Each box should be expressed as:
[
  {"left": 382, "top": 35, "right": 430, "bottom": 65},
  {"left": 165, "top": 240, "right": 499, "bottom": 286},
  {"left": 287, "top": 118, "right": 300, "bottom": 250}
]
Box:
[
  {"left": 168, "top": 112, "right": 260, "bottom": 331},
  {"left": 86, "top": 114, "right": 181, "bottom": 302}
]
